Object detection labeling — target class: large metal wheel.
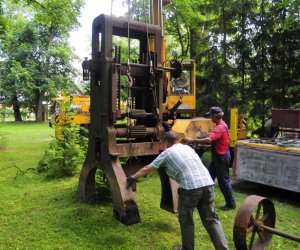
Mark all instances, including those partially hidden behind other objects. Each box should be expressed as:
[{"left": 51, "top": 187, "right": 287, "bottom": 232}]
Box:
[{"left": 233, "top": 195, "right": 276, "bottom": 250}]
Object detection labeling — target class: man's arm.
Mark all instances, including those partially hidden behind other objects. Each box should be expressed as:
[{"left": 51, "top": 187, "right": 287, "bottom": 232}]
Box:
[
  {"left": 132, "top": 165, "right": 154, "bottom": 179},
  {"left": 182, "top": 136, "right": 212, "bottom": 145},
  {"left": 126, "top": 165, "right": 154, "bottom": 188}
]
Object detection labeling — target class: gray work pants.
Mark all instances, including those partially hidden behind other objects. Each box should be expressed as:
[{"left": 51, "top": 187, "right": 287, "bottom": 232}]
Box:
[{"left": 178, "top": 186, "right": 228, "bottom": 250}]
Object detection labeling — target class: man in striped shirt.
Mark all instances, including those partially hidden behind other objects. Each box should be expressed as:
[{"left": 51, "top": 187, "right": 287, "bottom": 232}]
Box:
[{"left": 126, "top": 131, "right": 228, "bottom": 250}]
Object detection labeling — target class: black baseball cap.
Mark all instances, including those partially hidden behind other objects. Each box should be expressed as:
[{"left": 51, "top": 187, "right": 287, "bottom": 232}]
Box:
[{"left": 205, "top": 107, "right": 224, "bottom": 116}]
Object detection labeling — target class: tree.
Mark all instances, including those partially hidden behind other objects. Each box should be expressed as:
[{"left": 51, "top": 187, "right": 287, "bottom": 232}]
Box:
[
  {"left": 233, "top": 0, "right": 254, "bottom": 107},
  {"left": 1, "top": 0, "right": 84, "bottom": 121},
  {"left": 165, "top": 0, "right": 300, "bottom": 132},
  {"left": 267, "top": 0, "right": 300, "bottom": 108},
  {"left": 0, "top": 0, "right": 5, "bottom": 39},
  {"left": 124, "top": 0, "right": 149, "bottom": 23},
  {"left": 1, "top": 59, "right": 31, "bottom": 121},
  {"left": 164, "top": 0, "right": 210, "bottom": 58}
]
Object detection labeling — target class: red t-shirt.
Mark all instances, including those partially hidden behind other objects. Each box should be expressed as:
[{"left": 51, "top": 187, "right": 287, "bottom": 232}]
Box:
[{"left": 209, "top": 121, "right": 230, "bottom": 154}]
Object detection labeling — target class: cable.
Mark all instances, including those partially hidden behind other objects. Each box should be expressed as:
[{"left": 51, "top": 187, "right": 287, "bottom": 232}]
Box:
[
  {"left": 127, "top": 0, "right": 131, "bottom": 62},
  {"left": 126, "top": 0, "right": 132, "bottom": 129},
  {"left": 110, "top": 0, "right": 113, "bottom": 15}
]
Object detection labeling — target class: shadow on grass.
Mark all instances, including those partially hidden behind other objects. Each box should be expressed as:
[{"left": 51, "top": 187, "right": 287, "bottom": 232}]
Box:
[{"left": 232, "top": 180, "right": 300, "bottom": 207}]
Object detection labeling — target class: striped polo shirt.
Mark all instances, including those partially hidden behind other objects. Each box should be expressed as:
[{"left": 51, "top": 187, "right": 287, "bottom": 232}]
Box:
[{"left": 150, "top": 143, "right": 214, "bottom": 190}]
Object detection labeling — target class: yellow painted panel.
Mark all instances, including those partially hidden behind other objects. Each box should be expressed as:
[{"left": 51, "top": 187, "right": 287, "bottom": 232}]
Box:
[
  {"left": 71, "top": 114, "right": 90, "bottom": 124},
  {"left": 172, "top": 118, "right": 215, "bottom": 140},
  {"left": 237, "top": 140, "right": 300, "bottom": 154}
]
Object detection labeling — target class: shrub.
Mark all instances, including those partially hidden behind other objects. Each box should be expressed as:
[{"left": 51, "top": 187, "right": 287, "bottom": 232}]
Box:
[{"left": 37, "top": 123, "right": 87, "bottom": 178}]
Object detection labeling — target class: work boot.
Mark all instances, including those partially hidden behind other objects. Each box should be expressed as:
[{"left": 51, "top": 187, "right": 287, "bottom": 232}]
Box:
[
  {"left": 220, "top": 204, "right": 236, "bottom": 211},
  {"left": 173, "top": 247, "right": 183, "bottom": 250}
]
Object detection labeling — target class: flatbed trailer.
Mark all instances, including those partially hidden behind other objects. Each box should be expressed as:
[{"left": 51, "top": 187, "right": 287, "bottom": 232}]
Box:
[{"left": 233, "top": 140, "right": 300, "bottom": 193}]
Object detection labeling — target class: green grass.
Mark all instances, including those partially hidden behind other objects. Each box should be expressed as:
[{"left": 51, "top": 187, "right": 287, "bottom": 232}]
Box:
[{"left": 0, "top": 123, "right": 299, "bottom": 249}]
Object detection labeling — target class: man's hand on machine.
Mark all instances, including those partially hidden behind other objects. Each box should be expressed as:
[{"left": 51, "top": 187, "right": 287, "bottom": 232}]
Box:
[{"left": 181, "top": 137, "right": 195, "bottom": 145}]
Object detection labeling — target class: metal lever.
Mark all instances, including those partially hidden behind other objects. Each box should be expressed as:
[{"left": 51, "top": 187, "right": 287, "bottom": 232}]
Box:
[{"left": 82, "top": 57, "right": 90, "bottom": 81}]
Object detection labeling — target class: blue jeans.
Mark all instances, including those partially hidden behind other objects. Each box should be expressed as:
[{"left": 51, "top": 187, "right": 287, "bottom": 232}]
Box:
[
  {"left": 177, "top": 186, "right": 228, "bottom": 250},
  {"left": 209, "top": 151, "right": 236, "bottom": 207}
]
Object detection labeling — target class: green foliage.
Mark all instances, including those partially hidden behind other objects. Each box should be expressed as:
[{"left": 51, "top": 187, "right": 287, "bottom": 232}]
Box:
[
  {"left": 0, "top": 107, "right": 13, "bottom": 120},
  {"left": 0, "top": 0, "right": 83, "bottom": 121},
  {"left": 37, "top": 123, "right": 87, "bottom": 178},
  {"left": 164, "top": 0, "right": 211, "bottom": 58},
  {"left": 124, "top": 0, "right": 150, "bottom": 23},
  {"left": 0, "top": 0, "right": 6, "bottom": 40},
  {"left": 162, "top": 0, "right": 300, "bottom": 133}
]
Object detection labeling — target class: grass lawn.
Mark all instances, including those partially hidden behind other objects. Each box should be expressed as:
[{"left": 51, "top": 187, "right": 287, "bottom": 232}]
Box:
[{"left": 0, "top": 123, "right": 299, "bottom": 249}]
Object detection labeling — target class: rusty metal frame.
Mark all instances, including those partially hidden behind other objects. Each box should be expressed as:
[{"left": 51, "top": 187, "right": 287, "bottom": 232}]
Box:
[{"left": 77, "top": 14, "right": 177, "bottom": 225}]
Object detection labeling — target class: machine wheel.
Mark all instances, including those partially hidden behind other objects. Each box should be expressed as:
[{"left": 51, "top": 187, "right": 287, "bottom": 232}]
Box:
[{"left": 233, "top": 195, "right": 276, "bottom": 250}]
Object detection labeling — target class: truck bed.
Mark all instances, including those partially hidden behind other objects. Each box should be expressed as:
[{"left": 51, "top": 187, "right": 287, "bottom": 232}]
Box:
[{"left": 233, "top": 140, "right": 300, "bottom": 193}]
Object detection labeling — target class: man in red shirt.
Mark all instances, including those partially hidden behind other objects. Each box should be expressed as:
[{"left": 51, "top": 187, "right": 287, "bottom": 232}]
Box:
[{"left": 182, "top": 107, "right": 236, "bottom": 211}]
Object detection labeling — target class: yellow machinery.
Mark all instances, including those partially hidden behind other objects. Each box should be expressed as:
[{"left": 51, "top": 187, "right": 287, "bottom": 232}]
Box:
[
  {"left": 50, "top": 94, "right": 90, "bottom": 138},
  {"left": 150, "top": 0, "right": 215, "bottom": 144},
  {"left": 50, "top": 94, "right": 131, "bottom": 138},
  {"left": 229, "top": 108, "right": 247, "bottom": 148},
  {"left": 150, "top": 1, "right": 197, "bottom": 119}
]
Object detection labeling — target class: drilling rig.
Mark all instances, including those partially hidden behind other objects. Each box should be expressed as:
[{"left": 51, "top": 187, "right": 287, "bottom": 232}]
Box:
[
  {"left": 78, "top": 13, "right": 178, "bottom": 225},
  {"left": 77, "top": 1, "right": 218, "bottom": 225}
]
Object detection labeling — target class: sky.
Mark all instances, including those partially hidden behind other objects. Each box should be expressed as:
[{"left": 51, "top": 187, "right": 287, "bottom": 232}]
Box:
[{"left": 69, "top": 0, "right": 127, "bottom": 72}]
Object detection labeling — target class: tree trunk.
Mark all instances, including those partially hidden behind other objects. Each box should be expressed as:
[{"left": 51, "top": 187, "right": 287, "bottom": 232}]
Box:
[
  {"left": 190, "top": 28, "right": 197, "bottom": 60},
  {"left": 241, "top": 0, "right": 246, "bottom": 104},
  {"left": 221, "top": 0, "right": 229, "bottom": 115},
  {"left": 12, "top": 95, "right": 22, "bottom": 122},
  {"left": 34, "top": 26, "right": 55, "bottom": 122},
  {"left": 35, "top": 90, "right": 45, "bottom": 122}
]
